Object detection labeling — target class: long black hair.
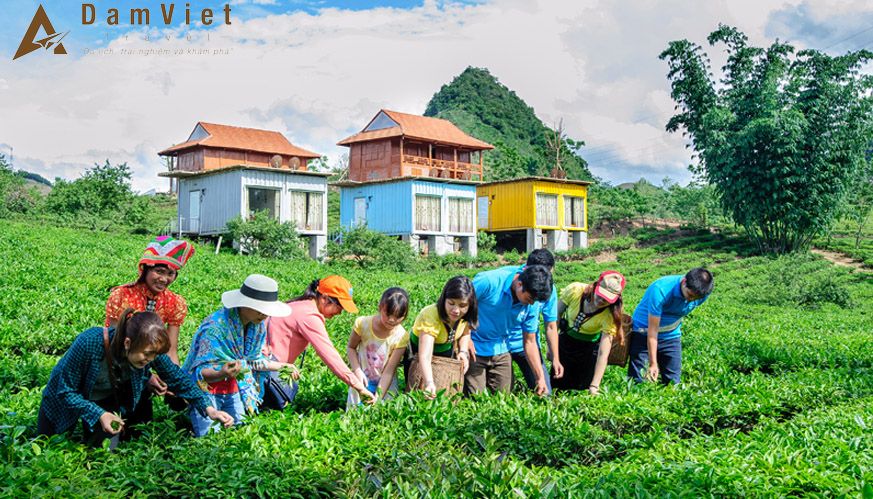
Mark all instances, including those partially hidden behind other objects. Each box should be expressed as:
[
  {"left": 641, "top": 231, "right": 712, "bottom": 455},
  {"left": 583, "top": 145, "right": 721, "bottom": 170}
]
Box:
[
  {"left": 289, "top": 279, "right": 322, "bottom": 302},
  {"left": 436, "top": 276, "right": 478, "bottom": 330}
]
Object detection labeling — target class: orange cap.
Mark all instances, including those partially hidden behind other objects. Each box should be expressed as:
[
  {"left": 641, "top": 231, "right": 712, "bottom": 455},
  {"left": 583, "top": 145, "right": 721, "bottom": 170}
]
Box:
[{"left": 317, "top": 275, "right": 358, "bottom": 313}]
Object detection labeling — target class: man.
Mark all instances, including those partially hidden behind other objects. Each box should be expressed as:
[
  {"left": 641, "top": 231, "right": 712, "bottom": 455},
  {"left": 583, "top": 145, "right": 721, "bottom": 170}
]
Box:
[
  {"left": 506, "top": 249, "right": 563, "bottom": 394},
  {"left": 628, "top": 267, "right": 714, "bottom": 385},
  {"left": 466, "top": 265, "right": 553, "bottom": 396}
]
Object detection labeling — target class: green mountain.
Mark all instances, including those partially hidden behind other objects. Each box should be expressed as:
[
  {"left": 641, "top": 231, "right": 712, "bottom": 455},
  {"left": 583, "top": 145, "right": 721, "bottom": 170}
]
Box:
[{"left": 424, "top": 67, "right": 592, "bottom": 181}]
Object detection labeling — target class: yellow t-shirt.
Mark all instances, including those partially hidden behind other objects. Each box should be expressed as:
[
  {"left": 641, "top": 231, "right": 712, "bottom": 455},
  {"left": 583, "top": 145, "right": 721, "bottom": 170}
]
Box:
[
  {"left": 353, "top": 315, "right": 409, "bottom": 383},
  {"left": 559, "top": 282, "right": 619, "bottom": 340},
  {"left": 411, "top": 304, "right": 470, "bottom": 352}
]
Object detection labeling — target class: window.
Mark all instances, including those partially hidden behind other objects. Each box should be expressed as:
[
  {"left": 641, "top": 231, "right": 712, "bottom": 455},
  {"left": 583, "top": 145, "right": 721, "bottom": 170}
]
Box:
[
  {"left": 536, "top": 193, "right": 558, "bottom": 226},
  {"left": 290, "top": 191, "right": 324, "bottom": 231},
  {"left": 564, "top": 196, "right": 585, "bottom": 228},
  {"left": 415, "top": 195, "right": 442, "bottom": 232},
  {"left": 247, "top": 187, "right": 279, "bottom": 219},
  {"left": 448, "top": 197, "right": 474, "bottom": 233}
]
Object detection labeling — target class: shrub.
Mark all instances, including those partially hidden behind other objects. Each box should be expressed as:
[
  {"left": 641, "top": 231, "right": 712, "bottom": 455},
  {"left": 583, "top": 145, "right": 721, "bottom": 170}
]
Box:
[
  {"left": 226, "top": 211, "right": 307, "bottom": 260},
  {"left": 45, "top": 161, "right": 133, "bottom": 217},
  {"left": 325, "top": 225, "right": 417, "bottom": 271},
  {"left": 477, "top": 230, "right": 497, "bottom": 252}
]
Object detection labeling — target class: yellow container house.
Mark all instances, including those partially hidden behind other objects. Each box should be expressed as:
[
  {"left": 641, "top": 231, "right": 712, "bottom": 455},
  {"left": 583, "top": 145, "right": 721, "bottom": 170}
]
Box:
[{"left": 476, "top": 177, "right": 591, "bottom": 252}]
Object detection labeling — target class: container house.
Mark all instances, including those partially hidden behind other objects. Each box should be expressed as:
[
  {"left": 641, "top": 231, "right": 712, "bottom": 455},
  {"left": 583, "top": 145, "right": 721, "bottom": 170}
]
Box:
[
  {"left": 476, "top": 177, "right": 591, "bottom": 252},
  {"left": 335, "top": 110, "right": 493, "bottom": 256},
  {"left": 158, "top": 122, "right": 330, "bottom": 259}
]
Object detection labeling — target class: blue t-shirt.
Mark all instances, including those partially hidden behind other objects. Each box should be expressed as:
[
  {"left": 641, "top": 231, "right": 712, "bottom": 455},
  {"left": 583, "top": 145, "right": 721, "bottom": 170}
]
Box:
[
  {"left": 471, "top": 266, "right": 541, "bottom": 356},
  {"left": 507, "top": 282, "right": 558, "bottom": 354},
  {"left": 631, "top": 275, "right": 709, "bottom": 340}
]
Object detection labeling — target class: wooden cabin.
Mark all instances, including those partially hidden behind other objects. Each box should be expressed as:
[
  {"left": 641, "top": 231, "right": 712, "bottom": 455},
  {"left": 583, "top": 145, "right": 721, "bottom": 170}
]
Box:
[
  {"left": 477, "top": 177, "right": 591, "bottom": 252},
  {"left": 334, "top": 177, "right": 478, "bottom": 256},
  {"left": 158, "top": 122, "right": 329, "bottom": 259},
  {"left": 337, "top": 109, "right": 494, "bottom": 182}
]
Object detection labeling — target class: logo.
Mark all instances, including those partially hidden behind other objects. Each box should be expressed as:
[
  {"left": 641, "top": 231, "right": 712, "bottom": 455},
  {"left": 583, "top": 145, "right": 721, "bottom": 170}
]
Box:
[{"left": 13, "top": 5, "right": 69, "bottom": 61}]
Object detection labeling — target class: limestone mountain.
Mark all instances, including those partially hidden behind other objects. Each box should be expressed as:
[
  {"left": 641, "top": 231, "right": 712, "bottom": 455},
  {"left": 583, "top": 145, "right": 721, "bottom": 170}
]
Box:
[{"left": 424, "top": 67, "right": 591, "bottom": 181}]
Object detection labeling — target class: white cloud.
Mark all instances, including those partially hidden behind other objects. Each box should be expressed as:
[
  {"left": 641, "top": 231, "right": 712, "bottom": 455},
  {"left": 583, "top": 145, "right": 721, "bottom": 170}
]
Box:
[{"left": 0, "top": 0, "right": 869, "bottom": 192}]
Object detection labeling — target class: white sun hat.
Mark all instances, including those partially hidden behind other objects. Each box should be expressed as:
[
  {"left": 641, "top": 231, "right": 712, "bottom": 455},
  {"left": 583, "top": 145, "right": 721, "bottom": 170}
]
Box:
[{"left": 221, "top": 274, "right": 292, "bottom": 317}]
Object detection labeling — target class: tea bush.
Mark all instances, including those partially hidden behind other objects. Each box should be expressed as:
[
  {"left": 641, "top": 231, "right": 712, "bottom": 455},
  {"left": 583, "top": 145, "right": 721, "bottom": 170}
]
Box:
[{"left": 1, "top": 219, "right": 871, "bottom": 496}]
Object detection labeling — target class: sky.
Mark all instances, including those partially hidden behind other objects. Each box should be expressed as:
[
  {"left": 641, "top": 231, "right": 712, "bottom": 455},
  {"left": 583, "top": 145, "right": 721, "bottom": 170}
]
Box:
[{"left": 1, "top": 0, "right": 871, "bottom": 192}]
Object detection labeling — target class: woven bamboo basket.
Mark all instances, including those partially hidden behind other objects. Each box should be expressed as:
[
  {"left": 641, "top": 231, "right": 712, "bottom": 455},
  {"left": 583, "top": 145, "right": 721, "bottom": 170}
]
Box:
[
  {"left": 607, "top": 313, "right": 634, "bottom": 367},
  {"left": 406, "top": 355, "right": 465, "bottom": 396}
]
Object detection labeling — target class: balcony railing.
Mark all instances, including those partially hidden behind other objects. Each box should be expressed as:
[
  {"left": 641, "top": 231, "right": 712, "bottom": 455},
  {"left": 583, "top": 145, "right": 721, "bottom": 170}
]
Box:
[{"left": 401, "top": 154, "right": 483, "bottom": 181}]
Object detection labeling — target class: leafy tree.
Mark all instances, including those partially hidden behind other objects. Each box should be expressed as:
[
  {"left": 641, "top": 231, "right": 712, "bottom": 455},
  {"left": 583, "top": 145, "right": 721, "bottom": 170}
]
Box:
[
  {"left": 0, "top": 154, "right": 40, "bottom": 216},
  {"left": 660, "top": 25, "right": 873, "bottom": 253},
  {"left": 45, "top": 160, "right": 134, "bottom": 217}
]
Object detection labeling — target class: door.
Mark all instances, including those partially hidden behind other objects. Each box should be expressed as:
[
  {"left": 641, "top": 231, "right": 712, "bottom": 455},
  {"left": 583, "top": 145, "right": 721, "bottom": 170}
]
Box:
[
  {"left": 188, "top": 190, "right": 201, "bottom": 234},
  {"left": 354, "top": 197, "right": 367, "bottom": 226}
]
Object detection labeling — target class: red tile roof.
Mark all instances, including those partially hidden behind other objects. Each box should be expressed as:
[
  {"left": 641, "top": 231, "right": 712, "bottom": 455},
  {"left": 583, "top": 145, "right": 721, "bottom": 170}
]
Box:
[
  {"left": 158, "top": 122, "right": 321, "bottom": 158},
  {"left": 337, "top": 109, "right": 494, "bottom": 150}
]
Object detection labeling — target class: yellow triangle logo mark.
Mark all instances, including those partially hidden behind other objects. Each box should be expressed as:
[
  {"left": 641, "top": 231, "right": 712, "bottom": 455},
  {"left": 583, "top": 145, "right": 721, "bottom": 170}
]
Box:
[{"left": 13, "top": 5, "right": 69, "bottom": 61}]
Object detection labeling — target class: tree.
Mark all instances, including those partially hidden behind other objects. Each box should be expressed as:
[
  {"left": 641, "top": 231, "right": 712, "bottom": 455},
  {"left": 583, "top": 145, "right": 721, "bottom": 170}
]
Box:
[
  {"left": 660, "top": 25, "right": 873, "bottom": 253},
  {"left": 45, "top": 160, "right": 134, "bottom": 217}
]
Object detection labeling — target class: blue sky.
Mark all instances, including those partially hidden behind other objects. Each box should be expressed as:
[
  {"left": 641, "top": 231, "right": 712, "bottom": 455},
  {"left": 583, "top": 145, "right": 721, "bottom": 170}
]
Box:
[{"left": 1, "top": 0, "right": 871, "bottom": 191}]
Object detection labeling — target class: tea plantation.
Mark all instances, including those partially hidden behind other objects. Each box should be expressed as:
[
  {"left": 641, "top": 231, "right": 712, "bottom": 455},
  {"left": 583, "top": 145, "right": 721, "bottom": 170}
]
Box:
[{"left": 1, "top": 220, "right": 871, "bottom": 497}]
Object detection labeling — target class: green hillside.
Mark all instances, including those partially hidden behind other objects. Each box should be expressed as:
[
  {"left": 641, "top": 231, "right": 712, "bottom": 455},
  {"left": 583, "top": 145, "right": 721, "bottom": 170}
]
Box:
[{"left": 424, "top": 67, "right": 592, "bottom": 181}]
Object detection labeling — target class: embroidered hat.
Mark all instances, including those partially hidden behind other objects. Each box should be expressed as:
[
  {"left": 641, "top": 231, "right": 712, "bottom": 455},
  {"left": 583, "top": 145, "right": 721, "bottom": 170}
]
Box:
[
  {"left": 317, "top": 275, "right": 358, "bottom": 314},
  {"left": 222, "top": 274, "right": 292, "bottom": 317},
  {"left": 139, "top": 236, "right": 195, "bottom": 272},
  {"left": 594, "top": 270, "right": 626, "bottom": 304}
]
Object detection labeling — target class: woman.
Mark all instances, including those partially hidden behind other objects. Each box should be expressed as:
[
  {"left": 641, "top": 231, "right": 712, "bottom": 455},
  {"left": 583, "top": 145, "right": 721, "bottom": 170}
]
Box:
[
  {"left": 551, "top": 270, "right": 626, "bottom": 395},
  {"left": 266, "top": 275, "right": 377, "bottom": 406},
  {"left": 408, "top": 276, "right": 478, "bottom": 398},
  {"left": 105, "top": 235, "right": 194, "bottom": 413},
  {"left": 182, "top": 274, "right": 294, "bottom": 437},
  {"left": 38, "top": 309, "right": 233, "bottom": 448},
  {"left": 106, "top": 235, "right": 195, "bottom": 364}
]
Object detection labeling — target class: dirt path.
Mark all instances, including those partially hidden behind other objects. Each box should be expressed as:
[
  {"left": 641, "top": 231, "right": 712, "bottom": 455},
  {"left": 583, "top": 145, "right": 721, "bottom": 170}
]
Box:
[{"left": 811, "top": 249, "right": 871, "bottom": 272}]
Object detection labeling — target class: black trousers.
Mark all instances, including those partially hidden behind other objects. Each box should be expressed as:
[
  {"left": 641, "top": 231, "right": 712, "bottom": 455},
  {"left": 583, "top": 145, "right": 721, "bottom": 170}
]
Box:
[
  {"left": 550, "top": 334, "right": 598, "bottom": 391},
  {"left": 37, "top": 384, "right": 153, "bottom": 448}
]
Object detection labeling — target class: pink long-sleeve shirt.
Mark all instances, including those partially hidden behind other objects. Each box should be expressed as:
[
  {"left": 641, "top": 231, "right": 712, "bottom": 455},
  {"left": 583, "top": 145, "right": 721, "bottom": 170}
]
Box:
[{"left": 265, "top": 300, "right": 356, "bottom": 387}]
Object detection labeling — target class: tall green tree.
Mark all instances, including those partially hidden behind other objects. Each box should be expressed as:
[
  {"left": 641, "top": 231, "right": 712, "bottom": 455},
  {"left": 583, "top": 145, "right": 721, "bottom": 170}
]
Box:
[
  {"left": 660, "top": 25, "right": 873, "bottom": 253},
  {"left": 46, "top": 160, "right": 134, "bottom": 216}
]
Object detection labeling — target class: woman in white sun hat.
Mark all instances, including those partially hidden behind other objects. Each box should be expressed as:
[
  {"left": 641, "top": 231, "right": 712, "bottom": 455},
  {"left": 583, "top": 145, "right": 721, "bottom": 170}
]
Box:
[{"left": 182, "top": 274, "right": 295, "bottom": 436}]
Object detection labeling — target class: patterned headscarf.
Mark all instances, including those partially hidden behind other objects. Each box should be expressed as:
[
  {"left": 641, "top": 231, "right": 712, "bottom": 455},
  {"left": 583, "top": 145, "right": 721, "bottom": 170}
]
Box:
[
  {"left": 181, "top": 307, "right": 267, "bottom": 415},
  {"left": 139, "top": 235, "right": 195, "bottom": 273}
]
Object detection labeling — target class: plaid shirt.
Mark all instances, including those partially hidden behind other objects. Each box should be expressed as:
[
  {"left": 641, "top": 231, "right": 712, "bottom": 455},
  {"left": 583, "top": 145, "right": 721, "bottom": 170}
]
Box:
[{"left": 40, "top": 327, "right": 211, "bottom": 434}]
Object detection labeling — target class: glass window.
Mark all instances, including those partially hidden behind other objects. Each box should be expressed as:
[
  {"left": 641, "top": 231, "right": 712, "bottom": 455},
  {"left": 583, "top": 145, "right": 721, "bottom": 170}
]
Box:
[
  {"left": 415, "top": 195, "right": 442, "bottom": 232},
  {"left": 247, "top": 187, "right": 279, "bottom": 219},
  {"left": 290, "top": 191, "right": 324, "bottom": 231},
  {"left": 536, "top": 193, "right": 558, "bottom": 226},
  {"left": 564, "top": 196, "right": 585, "bottom": 228},
  {"left": 448, "top": 197, "right": 474, "bottom": 233}
]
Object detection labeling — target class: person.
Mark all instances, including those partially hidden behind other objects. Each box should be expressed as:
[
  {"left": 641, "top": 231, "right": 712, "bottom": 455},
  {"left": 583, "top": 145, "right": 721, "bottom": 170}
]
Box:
[
  {"left": 628, "top": 267, "right": 714, "bottom": 385},
  {"left": 38, "top": 309, "right": 233, "bottom": 448},
  {"left": 507, "top": 249, "right": 563, "bottom": 394},
  {"left": 182, "top": 274, "right": 294, "bottom": 437},
  {"left": 266, "top": 275, "right": 377, "bottom": 407},
  {"left": 551, "top": 271, "right": 626, "bottom": 395},
  {"left": 466, "top": 265, "right": 553, "bottom": 396},
  {"left": 346, "top": 287, "right": 410, "bottom": 407},
  {"left": 408, "top": 276, "right": 478, "bottom": 398},
  {"left": 106, "top": 236, "right": 195, "bottom": 414}
]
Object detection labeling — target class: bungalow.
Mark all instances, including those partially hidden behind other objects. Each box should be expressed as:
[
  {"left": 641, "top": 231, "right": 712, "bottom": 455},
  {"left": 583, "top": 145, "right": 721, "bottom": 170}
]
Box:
[{"left": 158, "top": 122, "right": 330, "bottom": 259}]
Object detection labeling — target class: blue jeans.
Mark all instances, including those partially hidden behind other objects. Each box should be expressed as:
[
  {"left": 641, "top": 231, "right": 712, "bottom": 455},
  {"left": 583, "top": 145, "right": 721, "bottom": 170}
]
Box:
[
  {"left": 510, "top": 350, "right": 552, "bottom": 394},
  {"left": 190, "top": 392, "right": 246, "bottom": 437},
  {"left": 628, "top": 333, "right": 682, "bottom": 385}
]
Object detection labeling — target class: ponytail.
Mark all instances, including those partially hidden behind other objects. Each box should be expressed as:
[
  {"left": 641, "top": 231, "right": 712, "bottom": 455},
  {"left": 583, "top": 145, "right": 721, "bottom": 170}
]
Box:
[
  {"left": 111, "top": 308, "right": 169, "bottom": 360},
  {"left": 289, "top": 279, "right": 321, "bottom": 303}
]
